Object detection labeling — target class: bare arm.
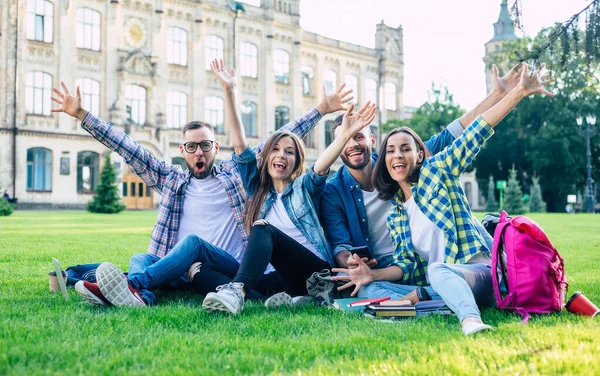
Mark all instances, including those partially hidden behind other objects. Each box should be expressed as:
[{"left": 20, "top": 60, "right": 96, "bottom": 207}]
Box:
[
  {"left": 313, "top": 102, "right": 376, "bottom": 175},
  {"left": 211, "top": 59, "right": 247, "bottom": 154}
]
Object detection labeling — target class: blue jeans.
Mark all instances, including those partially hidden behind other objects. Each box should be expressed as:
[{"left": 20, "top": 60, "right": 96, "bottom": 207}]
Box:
[
  {"left": 356, "top": 256, "right": 440, "bottom": 300},
  {"left": 427, "top": 262, "right": 495, "bottom": 322}
]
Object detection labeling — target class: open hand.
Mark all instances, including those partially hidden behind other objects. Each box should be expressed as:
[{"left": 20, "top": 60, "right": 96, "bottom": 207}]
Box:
[
  {"left": 51, "top": 82, "right": 87, "bottom": 120},
  {"left": 331, "top": 255, "right": 375, "bottom": 297},
  {"left": 492, "top": 63, "right": 523, "bottom": 94},
  {"left": 518, "top": 63, "right": 555, "bottom": 98},
  {"left": 316, "top": 83, "right": 353, "bottom": 115},
  {"left": 340, "top": 102, "right": 377, "bottom": 137},
  {"left": 210, "top": 59, "right": 236, "bottom": 90}
]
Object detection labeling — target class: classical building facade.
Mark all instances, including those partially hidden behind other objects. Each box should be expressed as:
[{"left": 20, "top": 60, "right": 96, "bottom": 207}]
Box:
[{"left": 0, "top": 0, "right": 404, "bottom": 209}]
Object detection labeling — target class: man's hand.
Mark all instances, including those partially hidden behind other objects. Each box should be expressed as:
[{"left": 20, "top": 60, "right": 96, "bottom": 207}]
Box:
[
  {"left": 492, "top": 63, "right": 523, "bottom": 95},
  {"left": 51, "top": 82, "right": 88, "bottom": 120},
  {"left": 518, "top": 63, "right": 554, "bottom": 98},
  {"left": 332, "top": 255, "right": 375, "bottom": 297},
  {"left": 210, "top": 59, "right": 236, "bottom": 91},
  {"left": 315, "top": 84, "right": 353, "bottom": 116}
]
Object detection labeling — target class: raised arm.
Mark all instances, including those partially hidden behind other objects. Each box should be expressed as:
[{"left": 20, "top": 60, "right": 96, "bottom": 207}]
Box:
[
  {"left": 313, "top": 102, "right": 376, "bottom": 175},
  {"left": 210, "top": 59, "right": 247, "bottom": 155},
  {"left": 51, "top": 82, "right": 172, "bottom": 190}
]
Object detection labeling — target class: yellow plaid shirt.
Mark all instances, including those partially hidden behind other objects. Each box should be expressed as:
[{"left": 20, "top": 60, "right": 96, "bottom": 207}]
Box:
[{"left": 386, "top": 116, "right": 494, "bottom": 285}]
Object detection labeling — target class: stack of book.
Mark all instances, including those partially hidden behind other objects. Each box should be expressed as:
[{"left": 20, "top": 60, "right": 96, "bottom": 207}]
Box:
[{"left": 332, "top": 297, "right": 454, "bottom": 319}]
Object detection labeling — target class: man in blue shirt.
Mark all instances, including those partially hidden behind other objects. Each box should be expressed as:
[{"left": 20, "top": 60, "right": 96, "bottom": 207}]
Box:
[{"left": 320, "top": 65, "right": 520, "bottom": 298}]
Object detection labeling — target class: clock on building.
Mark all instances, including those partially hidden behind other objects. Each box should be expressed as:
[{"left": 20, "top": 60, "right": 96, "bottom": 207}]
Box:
[{"left": 124, "top": 18, "right": 147, "bottom": 49}]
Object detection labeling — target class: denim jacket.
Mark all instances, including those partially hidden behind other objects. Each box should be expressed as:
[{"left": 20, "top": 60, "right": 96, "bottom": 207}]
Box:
[
  {"left": 233, "top": 147, "right": 335, "bottom": 267},
  {"left": 319, "top": 120, "right": 464, "bottom": 259}
]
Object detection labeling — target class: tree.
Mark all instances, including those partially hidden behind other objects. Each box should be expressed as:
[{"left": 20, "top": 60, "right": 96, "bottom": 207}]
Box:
[
  {"left": 528, "top": 175, "right": 547, "bottom": 212},
  {"left": 485, "top": 175, "right": 499, "bottom": 212},
  {"left": 87, "top": 155, "right": 126, "bottom": 214},
  {"left": 382, "top": 82, "right": 465, "bottom": 141},
  {"left": 0, "top": 183, "right": 14, "bottom": 216},
  {"left": 503, "top": 166, "right": 527, "bottom": 215}
]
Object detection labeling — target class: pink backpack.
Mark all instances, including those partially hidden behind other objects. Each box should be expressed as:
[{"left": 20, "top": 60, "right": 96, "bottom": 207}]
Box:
[{"left": 491, "top": 211, "right": 568, "bottom": 323}]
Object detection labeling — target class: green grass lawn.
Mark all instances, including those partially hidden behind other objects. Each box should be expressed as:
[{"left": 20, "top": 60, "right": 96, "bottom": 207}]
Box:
[{"left": 1, "top": 211, "right": 599, "bottom": 375}]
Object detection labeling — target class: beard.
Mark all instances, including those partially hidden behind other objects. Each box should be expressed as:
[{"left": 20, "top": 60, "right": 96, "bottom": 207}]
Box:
[
  {"left": 186, "top": 159, "right": 215, "bottom": 179},
  {"left": 340, "top": 147, "right": 372, "bottom": 170}
]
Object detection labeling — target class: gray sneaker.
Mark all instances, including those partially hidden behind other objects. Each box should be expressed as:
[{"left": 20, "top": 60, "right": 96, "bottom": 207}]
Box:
[
  {"left": 203, "top": 282, "right": 245, "bottom": 314},
  {"left": 264, "top": 292, "right": 293, "bottom": 308},
  {"left": 96, "top": 262, "right": 145, "bottom": 307}
]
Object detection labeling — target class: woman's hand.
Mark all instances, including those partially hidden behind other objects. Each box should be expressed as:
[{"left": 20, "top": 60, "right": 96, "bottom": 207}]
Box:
[
  {"left": 210, "top": 58, "right": 236, "bottom": 91},
  {"left": 518, "top": 63, "right": 554, "bottom": 98},
  {"left": 331, "top": 254, "right": 375, "bottom": 297},
  {"left": 315, "top": 84, "right": 354, "bottom": 116},
  {"left": 339, "top": 102, "right": 377, "bottom": 138}
]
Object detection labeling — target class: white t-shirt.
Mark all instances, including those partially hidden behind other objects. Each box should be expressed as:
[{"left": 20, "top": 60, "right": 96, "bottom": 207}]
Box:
[
  {"left": 264, "top": 193, "right": 324, "bottom": 261},
  {"left": 176, "top": 175, "right": 245, "bottom": 263},
  {"left": 362, "top": 189, "right": 396, "bottom": 259}
]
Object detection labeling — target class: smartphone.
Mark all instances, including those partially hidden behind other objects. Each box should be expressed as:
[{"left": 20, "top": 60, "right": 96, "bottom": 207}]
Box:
[{"left": 349, "top": 246, "right": 374, "bottom": 261}]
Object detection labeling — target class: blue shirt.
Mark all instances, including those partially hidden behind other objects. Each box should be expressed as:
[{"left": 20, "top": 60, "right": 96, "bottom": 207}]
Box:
[{"left": 319, "top": 119, "right": 464, "bottom": 259}]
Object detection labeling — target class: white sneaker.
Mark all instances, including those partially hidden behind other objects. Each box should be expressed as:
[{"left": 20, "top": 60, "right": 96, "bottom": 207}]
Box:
[
  {"left": 264, "top": 292, "right": 293, "bottom": 308},
  {"left": 203, "top": 282, "right": 245, "bottom": 314},
  {"left": 462, "top": 322, "right": 493, "bottom": 336},
  {"left": 96, "top": 262, "right": 145, "bottom": 307}
]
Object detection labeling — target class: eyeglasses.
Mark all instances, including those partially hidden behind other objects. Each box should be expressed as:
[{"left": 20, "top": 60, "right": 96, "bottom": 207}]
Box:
[{"left": 183, "top": 140, "right": 215, "bottom": 153}]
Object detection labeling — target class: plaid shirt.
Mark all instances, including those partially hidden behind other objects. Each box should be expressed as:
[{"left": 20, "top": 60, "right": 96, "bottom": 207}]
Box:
[
  {"left": 387, "top": 116, "right": 494, "bottom": 285},
  {"left": 81, "top": 110, "right": 321, "bottom": 258}
]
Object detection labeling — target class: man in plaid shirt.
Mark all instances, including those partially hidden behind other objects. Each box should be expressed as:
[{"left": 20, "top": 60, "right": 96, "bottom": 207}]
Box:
[{"left": 51, "top": 79, "right": 350, "bottom": 307}]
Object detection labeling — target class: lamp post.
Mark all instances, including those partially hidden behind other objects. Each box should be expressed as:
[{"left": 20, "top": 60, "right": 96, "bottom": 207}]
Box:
[{"left": 584, "top": 115, "right": 597, "bottom": 213}]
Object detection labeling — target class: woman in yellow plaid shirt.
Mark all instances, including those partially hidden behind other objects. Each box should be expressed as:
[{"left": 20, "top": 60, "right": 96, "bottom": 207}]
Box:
[{"left": 333, "top": 64, "right": 554, "bottom": 335}]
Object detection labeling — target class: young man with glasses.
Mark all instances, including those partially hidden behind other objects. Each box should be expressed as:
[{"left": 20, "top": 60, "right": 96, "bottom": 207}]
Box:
[{"left": 50, "top": 78, "right": 350, "bottom": 307}]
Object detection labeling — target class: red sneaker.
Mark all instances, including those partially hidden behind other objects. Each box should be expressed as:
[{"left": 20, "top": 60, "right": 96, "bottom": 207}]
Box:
[
  {"left": 75, "top": 280, "right": 112, "bottom": 306},
  {"left": 96, "top": 262, "right": 146, "bottom": 307}
]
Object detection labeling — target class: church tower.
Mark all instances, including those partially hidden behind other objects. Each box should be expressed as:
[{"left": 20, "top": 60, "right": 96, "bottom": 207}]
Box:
[{"left": 483, "top": 0, "right": 518, "bottom": 93}]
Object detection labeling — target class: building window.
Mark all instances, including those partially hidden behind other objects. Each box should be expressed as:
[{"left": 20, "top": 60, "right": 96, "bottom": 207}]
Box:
[
  {"left": 26, "top": 71, "right": 52, "bottom": 116},
  {"left": 122, "top": 182, "right": 127, "bottom": 196},
  {"left": 464, "top": 182, "right": 473, "bottom": 204},
  {"left": 167, "top": 27, "right": 187, "bottom": 66},
  {"left": 275, "top": 106, "right": 289, "bottom": 130},
  {"left": 204, "top": 35, "right": 224, "bottom": 70},
  {"left": 240, "top": 42, "right": 258, "bottom": 78},
  {"left": 27, "top": 0, "right": 53, "bottom": 43},
  {"left": 345, "top": 74, "right": 358, "bottom": 104},
  {"left": 273, "top": 49, "right": 290, "bottom": 84},
  {"left": 385, "top": 82, "right": 397, "bottom": 111},
  {"left": 167, "top": 91, "right": 187, "bottom": 128},
  {"left": 241, "top": 101, "right": 258, "bottom": 137},
  {"left": 304, "top": 130, "right": 315, "bottom": 149},
  {"left": 76, "top": 78, "right": 100, "bottom": 116},
  {"left": 171, "top": 157, "right": 187, "bottom": 171},
  {"left": 365, "top": 78, "right": 377, "bottom": 104},
  {"left": 301, "top": 66, "right": 314, "bottom": 96},
  {"left": 325, "top": 120, "right": 334, "bottom": 147},
  {"left": 205, "top": 96, "right": 224, "bottom": 134},
  {"left": 26, "top": 147, "right": 52, "bottom": 191},
  {"left": 76, "top": 8, "right": 100, "bottom": 51},
  {"left": 323, "top": 70, "right": 337, "bottom": 94},
  {"left": 77, "top": 151, "right": 99, "bottom": 193},
  {"left": 125, "top": 84, "right": 146, "bottom": 125}
]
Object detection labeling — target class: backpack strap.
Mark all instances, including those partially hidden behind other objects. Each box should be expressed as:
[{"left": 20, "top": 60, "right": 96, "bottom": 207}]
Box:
[{"left": 491, "top": 212, "right": 511, "bottom": 309}]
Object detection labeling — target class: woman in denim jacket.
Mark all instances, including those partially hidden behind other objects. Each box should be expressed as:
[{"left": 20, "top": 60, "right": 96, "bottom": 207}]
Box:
[
  {"left": 203, "top": 59, "right": 377, "bottom": 315},
  {"left": 333, "top": 64, "right": 554, "bottom": 335}
]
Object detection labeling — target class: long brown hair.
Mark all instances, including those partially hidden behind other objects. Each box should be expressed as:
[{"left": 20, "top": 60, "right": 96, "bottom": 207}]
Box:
[
  {"left": 243, "top": 131, "right": 306, "bottom": 232},
  {"left": 372, "top": 127, "right": 432, "bottom": 201}
]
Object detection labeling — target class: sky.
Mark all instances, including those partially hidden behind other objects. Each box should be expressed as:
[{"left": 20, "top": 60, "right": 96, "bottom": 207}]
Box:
[{"left": 243, "top": 0, "right": 589, "bottom": 109}]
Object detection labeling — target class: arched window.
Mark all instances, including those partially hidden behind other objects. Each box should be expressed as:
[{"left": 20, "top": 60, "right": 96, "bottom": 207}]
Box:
[
  {"left": 27, "top": 0, "right": 53, "bottom": 43},
  {"left": 242, "top": 101, "right": 258, "bottom": 137},
  {"left": 240, "top": 42, "right": 258, "bottom": 78},
  {"left": 344, "top": 74, "right": 358, "bottom": 104},
  {"left": 385, "top": 82, "right": 397, "bottom": 111},
  {"left": 167, "top": 91, "right": 187, "bottom": 128},
  {"left": 167, "top": 27, "right": 188, "bottom": 66},
  {"left": 301, "top": 66, "right": 314, "bottom": 96},
  {"left": 273, "top": 49, "right": 290, "bottom": 84},
  {"left": 26, "top": 71, "right": 52, "bottom": 115},
  {"left": 205, "top": 96, "right": 224, "bottom": 134},
  {"left": 323, "top": 70, "right": 337, "bottom": 94},
  {"left": 27, "top": 147, "right": 52, "bottom": 191},
  {"left": 77, "top": 151, "right": 99, "bottom": 193},
  {"left": 204, "top": 35, "right": 224, "bottom": 69},
  {"left": 76, "top": 8, "right": 101, "bottom": 51},
  {"left": 125, "top": 84, "right": 147, "bottom": 125},
  {"left": 76, "top": 78, "right": 100, "bottom": 116},
  {"left": 275, "top": 106, "right": 289, "bottom": 130},
  {"left": 365, "top": 78, "right": 377, "bottom": 104}
]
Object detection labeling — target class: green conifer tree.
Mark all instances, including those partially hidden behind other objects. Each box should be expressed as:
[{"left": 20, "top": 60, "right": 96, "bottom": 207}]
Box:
[
  {"left": 87, "top": 155, "right": 126, "bottom": 214},
  {"left": 485, "top": 175, "right": 499, "bottom": 212},
  {"left": 503, "top": 166, "right": 527, "bottom": 215},
  {"left": 528, "top": 176, "right": 547, "bottom": 212}
]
